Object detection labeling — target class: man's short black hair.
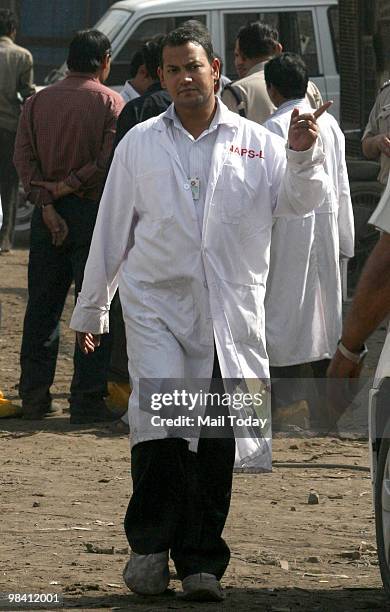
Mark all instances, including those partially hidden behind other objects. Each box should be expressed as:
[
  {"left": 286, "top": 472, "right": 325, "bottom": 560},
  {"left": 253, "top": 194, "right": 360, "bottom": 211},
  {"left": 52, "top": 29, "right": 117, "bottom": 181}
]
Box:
[
  {"left": 0, "top": 9, "right": 18, "bottom": 37},
  {"left": 142, "top": 36, "right": 164, "bottom": 80},
  {"left": 237, "top": 21, "right": 279, "bottom": 59},
  {"left": 264, "top": 52, "right": 308, "bottom": 100},
  {"left": 159, "top": 25, "right": 214, "bottom": 66},
  {"left": 128, "top": 49, "right": 144, "bottom": 79},
  {"left": 67, "top": 29, "right": 111, "bottom": 73}
]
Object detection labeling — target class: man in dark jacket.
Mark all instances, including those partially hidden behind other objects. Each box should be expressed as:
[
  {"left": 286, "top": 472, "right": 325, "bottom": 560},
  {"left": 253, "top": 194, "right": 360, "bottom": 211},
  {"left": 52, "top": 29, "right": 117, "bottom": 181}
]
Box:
[
  {"left": 114, "top": 37, "right": 171, "bottom": 146},
  {"left": 107, "top": 37, "right": 171, "bottom": 432}
]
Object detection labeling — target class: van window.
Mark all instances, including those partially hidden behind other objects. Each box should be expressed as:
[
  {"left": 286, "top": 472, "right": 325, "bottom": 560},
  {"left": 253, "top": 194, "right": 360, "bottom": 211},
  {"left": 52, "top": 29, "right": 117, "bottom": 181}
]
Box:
[
  {"left": 95, "top": 8, "right": 133, "bottom": 48},
  {"left": 224, "top": 11, "right": 319, "bottom": 80},
  {"left": 107, "top": 14, "right": 207, "bottom": 86}
]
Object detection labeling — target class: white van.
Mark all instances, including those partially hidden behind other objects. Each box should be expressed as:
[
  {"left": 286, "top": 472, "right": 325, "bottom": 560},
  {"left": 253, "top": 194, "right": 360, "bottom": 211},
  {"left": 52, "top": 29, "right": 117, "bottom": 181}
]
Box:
[{"left": 46, "top": 0, "right": 340, "bottom": 119}]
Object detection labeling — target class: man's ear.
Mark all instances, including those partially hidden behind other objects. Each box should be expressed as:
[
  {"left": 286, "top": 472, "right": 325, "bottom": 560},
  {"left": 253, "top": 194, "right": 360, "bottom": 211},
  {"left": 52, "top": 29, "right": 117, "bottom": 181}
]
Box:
[
  {"left": 211, "top": 57, "right": 220, "bottom": 82},
  {"left": 274, "top": 42, "right": 283, "bottom": 56},
  {"left": 101, "top": 52, "right": 110, "bottom": 70}
]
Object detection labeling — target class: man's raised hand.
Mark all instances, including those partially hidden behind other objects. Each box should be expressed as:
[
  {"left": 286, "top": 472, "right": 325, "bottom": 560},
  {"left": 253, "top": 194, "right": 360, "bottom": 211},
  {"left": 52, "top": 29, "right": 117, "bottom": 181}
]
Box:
[{"left": 288, "top": 101, "right": 333, "bottom": 152}]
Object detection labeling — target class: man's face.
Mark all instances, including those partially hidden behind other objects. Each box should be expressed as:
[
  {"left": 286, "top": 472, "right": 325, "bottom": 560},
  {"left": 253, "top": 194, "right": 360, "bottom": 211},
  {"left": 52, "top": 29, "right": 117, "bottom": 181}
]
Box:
[
  {"left": 159, "top": 42, "right": 219, "bottom": 111},
  {"left": 234, "top": 40, "right": 258, "bottom": 79}
]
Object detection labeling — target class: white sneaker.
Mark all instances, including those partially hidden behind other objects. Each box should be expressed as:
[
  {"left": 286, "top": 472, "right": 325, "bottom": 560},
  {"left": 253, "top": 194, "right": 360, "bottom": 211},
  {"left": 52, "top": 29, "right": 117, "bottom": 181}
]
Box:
[
  {"left": 123, "top": 550, "right": 169, "bottom": 595},
  {"left": 179, "top": 572, "right": 225, "bottom": 601}
]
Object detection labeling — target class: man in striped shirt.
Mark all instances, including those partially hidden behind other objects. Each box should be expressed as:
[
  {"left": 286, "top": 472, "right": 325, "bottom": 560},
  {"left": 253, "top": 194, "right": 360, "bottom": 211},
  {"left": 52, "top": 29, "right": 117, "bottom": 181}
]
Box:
[{"left": 13, "top": 29, "right": 124, "bottom": 422}]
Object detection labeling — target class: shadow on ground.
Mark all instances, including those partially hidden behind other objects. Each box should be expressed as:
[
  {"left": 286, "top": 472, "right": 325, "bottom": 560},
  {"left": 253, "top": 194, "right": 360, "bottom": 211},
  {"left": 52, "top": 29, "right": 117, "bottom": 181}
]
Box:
[{"left": 1, "top": 587, "right": 389, "bottom": 611}]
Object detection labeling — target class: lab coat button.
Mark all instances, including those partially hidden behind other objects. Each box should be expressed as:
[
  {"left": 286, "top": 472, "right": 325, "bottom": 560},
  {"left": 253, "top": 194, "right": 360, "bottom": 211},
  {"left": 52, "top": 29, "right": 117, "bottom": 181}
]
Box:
[{"left": 184, "top": 183, "right": 190, "bottom": 190}]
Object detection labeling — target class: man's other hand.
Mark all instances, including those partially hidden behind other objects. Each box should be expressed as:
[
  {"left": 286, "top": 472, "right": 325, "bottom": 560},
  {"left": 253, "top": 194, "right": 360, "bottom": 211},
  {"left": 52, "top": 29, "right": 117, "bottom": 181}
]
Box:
[
  {"left": 288, "top": 101, "right": 333, "bottom": 151},
  {"left": 374, "top": 134, "right": 390, "bottom": 158},
  {"left": 76, "top": 332, "right": 101, "bottom": 354},
  {"left": 42, "top": 205, "right": 69, "bottom": 246},
  {"left": 31, "top": 180, "right": 75, "bottom": 199}
]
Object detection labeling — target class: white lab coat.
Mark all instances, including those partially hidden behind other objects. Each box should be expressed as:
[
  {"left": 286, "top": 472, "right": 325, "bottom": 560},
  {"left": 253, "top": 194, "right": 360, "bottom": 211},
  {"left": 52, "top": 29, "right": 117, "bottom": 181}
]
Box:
[
  {"left": 70, "top": 100, "right": 328, "bottom": 471},
  {"left": 264, "top": 99, "right": 355, "bottom": 366}
]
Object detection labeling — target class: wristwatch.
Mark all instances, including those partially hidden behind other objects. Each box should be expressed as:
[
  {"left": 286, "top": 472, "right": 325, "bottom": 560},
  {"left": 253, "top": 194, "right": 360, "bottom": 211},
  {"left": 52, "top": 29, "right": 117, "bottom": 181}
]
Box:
[{"left": 337, "top": 340, "right": 368, "bottom": 364}]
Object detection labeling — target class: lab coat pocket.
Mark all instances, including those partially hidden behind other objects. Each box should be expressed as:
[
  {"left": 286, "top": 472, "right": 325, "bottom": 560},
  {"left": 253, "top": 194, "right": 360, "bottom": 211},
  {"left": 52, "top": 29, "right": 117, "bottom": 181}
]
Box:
[
  {"left": 142, "top": 281, "right": 194, "bottom": 337},
  {"left": 136, "top": 168, "right": 174, "bottom": 220},
  {"left": 219, "top": 280, "right": 263, "bottom": 346},
  {"left": 217, "top": 163, "right": 247, "bottom": 224}
]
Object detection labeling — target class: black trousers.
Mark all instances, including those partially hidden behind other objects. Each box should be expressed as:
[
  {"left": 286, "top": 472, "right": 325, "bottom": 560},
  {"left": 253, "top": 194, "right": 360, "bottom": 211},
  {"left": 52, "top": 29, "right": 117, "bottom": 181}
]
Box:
[
  {"left": 124, "top": 354, "right": 236, "bottom": 581},
  {"left": 19, "top": 196, "right": 110, "bottom": 410},
  {"left": 0, "top": 128, "right": 19, "bottom": 251},
  {"left": 270, "top": 359, "right": 330, "bottom": 428}
]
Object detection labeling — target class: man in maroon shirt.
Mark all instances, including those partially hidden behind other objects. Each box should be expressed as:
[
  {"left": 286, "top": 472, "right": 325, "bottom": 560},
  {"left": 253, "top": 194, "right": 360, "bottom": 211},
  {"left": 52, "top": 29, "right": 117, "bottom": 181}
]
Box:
[{"left": 14, "top": 30, "right": 124, "bottom": 421}]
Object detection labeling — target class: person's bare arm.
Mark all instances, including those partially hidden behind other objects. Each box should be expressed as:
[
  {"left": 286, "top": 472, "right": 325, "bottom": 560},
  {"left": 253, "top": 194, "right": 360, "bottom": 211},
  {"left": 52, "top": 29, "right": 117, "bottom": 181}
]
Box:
[{"left": 328, "top": 232, "right": 390, "bottom": 378}]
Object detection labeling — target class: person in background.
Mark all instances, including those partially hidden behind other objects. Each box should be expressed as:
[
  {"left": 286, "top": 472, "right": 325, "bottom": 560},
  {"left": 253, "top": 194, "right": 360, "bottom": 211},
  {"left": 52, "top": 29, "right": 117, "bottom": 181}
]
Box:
[
  {"left": 327, "top": 185, "right": 390, "bottom": 423},
  {"left": 107, "top": 35, "right": 172, "bottom": 434},
  {"left": 263, "top": 53, "right": 354, "bottom": 430},
  {"left": 13, "top": 30, "right": 124, "bottom": 422},
  {"left": 120, "top": 48, "right": 156, "bottom": 103},
  {"left": 362, "top": 79, "right": 390, "bottom": 187},
  {"left": 0, "top": 9, "right": 35, "bottom": 253},
  {"left": 114, "top": 37, "right": 171, "bottom": 144},
  {"left": 70, "top": 24, "right": 329, "bottom": 602},
  {"left": 222, "top": 21, "right": 322, "bottom": 123}
]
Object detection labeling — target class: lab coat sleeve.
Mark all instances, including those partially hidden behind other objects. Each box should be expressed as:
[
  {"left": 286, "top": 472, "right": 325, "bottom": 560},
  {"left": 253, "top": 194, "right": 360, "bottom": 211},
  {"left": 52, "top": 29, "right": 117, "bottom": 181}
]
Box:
[
  {"left": 272, "top": 136, "right": 330, "bottom": 217},
  {"left": 337, "top": 134, "right": 355, "bottom": 258},
  {"left": 69, "top": 150, "right": 136, "bottom": 335}
]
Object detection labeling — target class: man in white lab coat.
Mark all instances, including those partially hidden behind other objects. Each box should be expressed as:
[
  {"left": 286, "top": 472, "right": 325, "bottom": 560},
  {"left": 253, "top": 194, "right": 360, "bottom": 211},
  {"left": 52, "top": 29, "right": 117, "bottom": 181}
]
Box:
[
  {"left": 70, "top": 26, "right": 330, "bottom": 602},
  {"left": 263, "top": 53, "right": 355, "bottom": 429}
]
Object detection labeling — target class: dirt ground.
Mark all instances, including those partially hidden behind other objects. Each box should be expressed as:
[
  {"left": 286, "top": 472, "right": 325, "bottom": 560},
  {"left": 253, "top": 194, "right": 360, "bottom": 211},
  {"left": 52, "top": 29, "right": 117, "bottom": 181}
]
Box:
[{"left": 1, "top": 248, "right": 390, "bottom": 612}]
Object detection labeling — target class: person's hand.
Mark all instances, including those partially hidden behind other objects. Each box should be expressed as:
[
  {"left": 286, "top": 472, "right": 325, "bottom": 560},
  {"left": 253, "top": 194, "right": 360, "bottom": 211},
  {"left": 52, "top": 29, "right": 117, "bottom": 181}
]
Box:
[
  {"left": 326, "top": 349, "right": 364, "bottom": 432},
  {"left": 31, "top": 180, "right": 74, "bottom": 199},
  {"left": 76, "top": 332, "right": 101, "bottom": 354},
  {"left": 288, "top": 101, "right": 333, "bottom": 151},
  {"left": 327, "top": 348, "right": 363, "bottom": 379},
  {"left": 42, "top": 205, "right": 68, "bottom": 246},
  {"left": 374, "top": 134, "right": 390, "bottom": 158}
]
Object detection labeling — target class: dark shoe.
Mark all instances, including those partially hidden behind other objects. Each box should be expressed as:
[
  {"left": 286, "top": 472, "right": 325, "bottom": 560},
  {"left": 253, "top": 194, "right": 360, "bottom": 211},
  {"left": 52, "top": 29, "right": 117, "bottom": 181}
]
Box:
[
  {"left": 22, "top": 403, "right": 62, "bottom": 420},
  {"left": 179, "top": 573, "right": 225, "bottom": 602},
  {"left": 69, "top": 398, "right": 118, "bottom": 424}
]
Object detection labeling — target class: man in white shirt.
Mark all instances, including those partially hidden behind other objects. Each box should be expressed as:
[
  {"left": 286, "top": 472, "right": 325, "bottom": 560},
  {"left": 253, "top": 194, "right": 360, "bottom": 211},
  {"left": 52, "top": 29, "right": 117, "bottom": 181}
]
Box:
[
  {"left": 70, "top": 25, "right": 329, "bottom": 602},
  {"left": 263, "top": 53, "right": 354, "bottom": 429},
  {"left": 222, "top": 21, "right": 322, "bottom": 124}
]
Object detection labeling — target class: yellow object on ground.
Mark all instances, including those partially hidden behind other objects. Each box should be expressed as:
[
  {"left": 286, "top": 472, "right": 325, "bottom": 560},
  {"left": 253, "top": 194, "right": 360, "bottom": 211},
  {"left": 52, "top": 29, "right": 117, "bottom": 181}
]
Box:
[
  {"left": 0, "top": 391, "right": 22, "bottom": 418},
  {"left": 105, "top": 381, "right": 131, "bottom": 417},
  {"left": 272, "top": 400, "right": 310, "bottom": 431}
]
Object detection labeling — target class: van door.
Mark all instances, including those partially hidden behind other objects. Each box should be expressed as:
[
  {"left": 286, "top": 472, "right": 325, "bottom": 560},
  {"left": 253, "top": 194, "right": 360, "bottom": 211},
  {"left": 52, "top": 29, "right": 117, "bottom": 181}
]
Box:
[
  {"left": 220, "top": 7, "right": 337, "bottom": 117},
  {"left": 107, "top": 12, "right": 211, "bottom": 87}
]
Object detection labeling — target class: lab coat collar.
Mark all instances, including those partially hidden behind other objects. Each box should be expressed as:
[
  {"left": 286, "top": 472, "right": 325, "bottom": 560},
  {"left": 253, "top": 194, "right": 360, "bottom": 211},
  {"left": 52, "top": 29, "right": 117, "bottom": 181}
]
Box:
[{"left": 272, "top": 98, "right": 308, "bottom": 118}]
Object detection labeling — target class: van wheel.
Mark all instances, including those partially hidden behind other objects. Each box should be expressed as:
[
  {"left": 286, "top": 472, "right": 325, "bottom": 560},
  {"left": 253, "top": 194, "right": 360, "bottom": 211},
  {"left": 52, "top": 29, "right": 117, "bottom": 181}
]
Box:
[
  {"left": 348, "top": 181, "right": 383, "bottom": 295},
  {"left": 375, "top": 415, "right": 390, "bottom": 595}
]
